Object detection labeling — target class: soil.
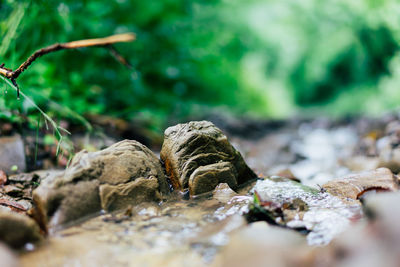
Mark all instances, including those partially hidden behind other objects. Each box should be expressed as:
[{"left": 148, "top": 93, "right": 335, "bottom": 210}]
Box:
[{"left": 1, "top": 112, "right": 400, "bottom": 266}]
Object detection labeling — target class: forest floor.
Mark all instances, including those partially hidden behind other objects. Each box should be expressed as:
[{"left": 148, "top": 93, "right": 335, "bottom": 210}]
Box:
[{"left": 1, "top": 111, "right": 400, "bottom": 267}]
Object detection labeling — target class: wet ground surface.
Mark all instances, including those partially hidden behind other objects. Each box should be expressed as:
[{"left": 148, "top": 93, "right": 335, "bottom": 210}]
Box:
[{"left": 16, "top": 115, "right": 399, "bottom": 267}]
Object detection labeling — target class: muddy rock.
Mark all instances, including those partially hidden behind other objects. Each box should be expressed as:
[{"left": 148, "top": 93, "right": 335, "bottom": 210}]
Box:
[
  {"left": 0, "top": 135, "right": 26, "bottom": 173},
  {"left": 0, "top": 209, "right": 42, "bottom": 249},
  {"left": 33, "top": 140, "right": 169, "bottom": 226},
  {"left": 160, "top": 121, "right": 257, "bottom": 195}
]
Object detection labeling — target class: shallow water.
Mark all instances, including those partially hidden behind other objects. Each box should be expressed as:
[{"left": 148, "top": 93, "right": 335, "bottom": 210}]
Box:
[
  {"left": 21, "top": 178, "right": 363, "bottom": 266},
  {"left": 21, "top": 188, "right": 252, "bottom": 267},
  {"left": 20, "top": 123, "right": 366, "bottom": 266},
  {"left": 252, "top": 178, "right": 362, "bottom": 245}
]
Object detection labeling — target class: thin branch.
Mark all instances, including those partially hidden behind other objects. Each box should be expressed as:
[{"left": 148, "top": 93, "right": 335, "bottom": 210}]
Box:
[
  {"left": 107, "top": 45, "right": 133, "bottom": 70},
  {"left": 0, "top": 33, "right": 136, "bottom": 97}
]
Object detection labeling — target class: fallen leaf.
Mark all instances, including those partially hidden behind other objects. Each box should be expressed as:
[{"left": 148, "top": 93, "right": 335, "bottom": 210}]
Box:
[
  {"left": 322, "top": 168, "right": 398, "bottom": 200},
  {"left": 3, "top": 185, "right": 24, "bottom": 197},
  {"left": 0, "top": 198, "right": 27, "bottom": 212},
  {"left": 0, "top": 170, "right": 7, "bottom": 186}
]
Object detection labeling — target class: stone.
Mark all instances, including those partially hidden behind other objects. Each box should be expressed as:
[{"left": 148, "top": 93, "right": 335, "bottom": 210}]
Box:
[
  {"left": 33, "top": 140, "right": 169, "bottom": 226},
  {"left": 99, "top": 177, "right": 161, "bottom": 211},
  {"left": 0, "top": 209, "right": 42, "bottom": 249},
  {"left": 160, "top": 121, "right": 257, "bottom": 195},
  {"left": 0, "top": 135, "right": 26, "bottom": 173},
  {"left": 189, "top": 162, "right": 238, "bottom": 195},
  {"left": 213, "top": 183, "right": 238, "bottom": 203}
]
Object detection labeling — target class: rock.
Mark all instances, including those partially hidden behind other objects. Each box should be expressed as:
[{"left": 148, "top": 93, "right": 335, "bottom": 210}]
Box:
[
  {"left": 268, "top": 166, "right": 301, "bottom": 182},
  {"left": 213, "top": 183, "right": 238, "bottom": 203},
  {"left": 0, "top": 135, "right": 26, "bottom": 173},
  {"left": 0, "top": 209, "right": 42, "bottom": 249},
  {"left": 322, "top": 168, "right": 398, "bottom": 200},
  {"left": 33, "top": 140, "right": 169, "bottom": 226},
  {"left": 189, "top": 162, "right": 238, "bottom": 195},
  {"left": 0, "top": 243, "right": 19, "bottom": 267},
  {"left": 160, "top": 121, "right": 257, "bottom": 195},
  {"left": 99, "top": 177, "right": 161, "bottom": 211},
  {"left": 34, "top": 179, "right": 101, "bottom": 227}
]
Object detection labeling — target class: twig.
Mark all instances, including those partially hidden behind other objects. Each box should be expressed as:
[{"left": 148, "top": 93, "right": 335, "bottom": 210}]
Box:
[
  {"left": 0, "top": 33, "right": 136, "bottom": 97},
  {"left": 107, "top": 45, "right": 133, "bottom": 70}
]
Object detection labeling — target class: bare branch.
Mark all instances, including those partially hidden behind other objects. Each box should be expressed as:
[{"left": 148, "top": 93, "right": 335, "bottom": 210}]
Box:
[
  {"left": 107, "top": 45, "right": 133, "bottom": 70},
  {"left": 0, "top": 33, "right": 136, "bottom": 96}
]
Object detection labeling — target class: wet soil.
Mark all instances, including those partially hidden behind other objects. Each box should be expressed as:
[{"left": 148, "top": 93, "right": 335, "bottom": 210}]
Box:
[{"left": 3, "top": 113, "right": 400, "bottom": 266}]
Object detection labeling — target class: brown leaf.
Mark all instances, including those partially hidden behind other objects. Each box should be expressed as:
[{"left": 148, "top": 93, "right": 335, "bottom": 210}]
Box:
[
  {"left": 0, "top": 198, "right": 27, "bottom": 212},
  {"left": 3, "top": 185, "right": 24, "bottom": 197},
  {"left": 0, "top": 170, "right": 7, "bottom": 186},
  {"left": 322, "top": 168, "right": 398, "bottom": 200}
]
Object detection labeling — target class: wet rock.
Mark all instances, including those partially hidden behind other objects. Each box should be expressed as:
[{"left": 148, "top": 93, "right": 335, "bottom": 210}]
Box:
[
  {"left": 213, "top": 183, "right": 238, "bottom": 203},
  {"left": 268, "top": 166, "right": 301, "bottom": 182},
  {"left": 322, "top": 168, "right": 398, "bottom": 200},
  {"left": 0, "top": 209, "right": 42, "bottom": 249},
  {"left": 0, "top": 243, "right": 19, "bottom": 267},
  {"left": 33, "top": 140, "right": 169, "bottom": 226},
  {"left": 0, "top": 135, "right": 26, "bottom": 173},
  {"left": 34, "top": 178, "right": 101, "bottom": 227},
  {"left": 189, "top": 162, "right": 238, "bottom": 195},
  {"left": 160, "top": 121, "right": 257, "bottom": 195},
  {"left": 99, "top": 177, "right": 161, "bottom": 211}
]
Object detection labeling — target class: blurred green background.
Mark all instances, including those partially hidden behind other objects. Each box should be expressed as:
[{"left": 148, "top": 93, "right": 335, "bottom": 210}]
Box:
[{"left": 1, "top": 0, "right": 400, "bottom": 132}]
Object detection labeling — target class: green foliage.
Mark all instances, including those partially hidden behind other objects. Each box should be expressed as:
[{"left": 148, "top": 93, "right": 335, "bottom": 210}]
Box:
[{"left": 1, "top": 0, "right": 400, "bottom": 131}]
